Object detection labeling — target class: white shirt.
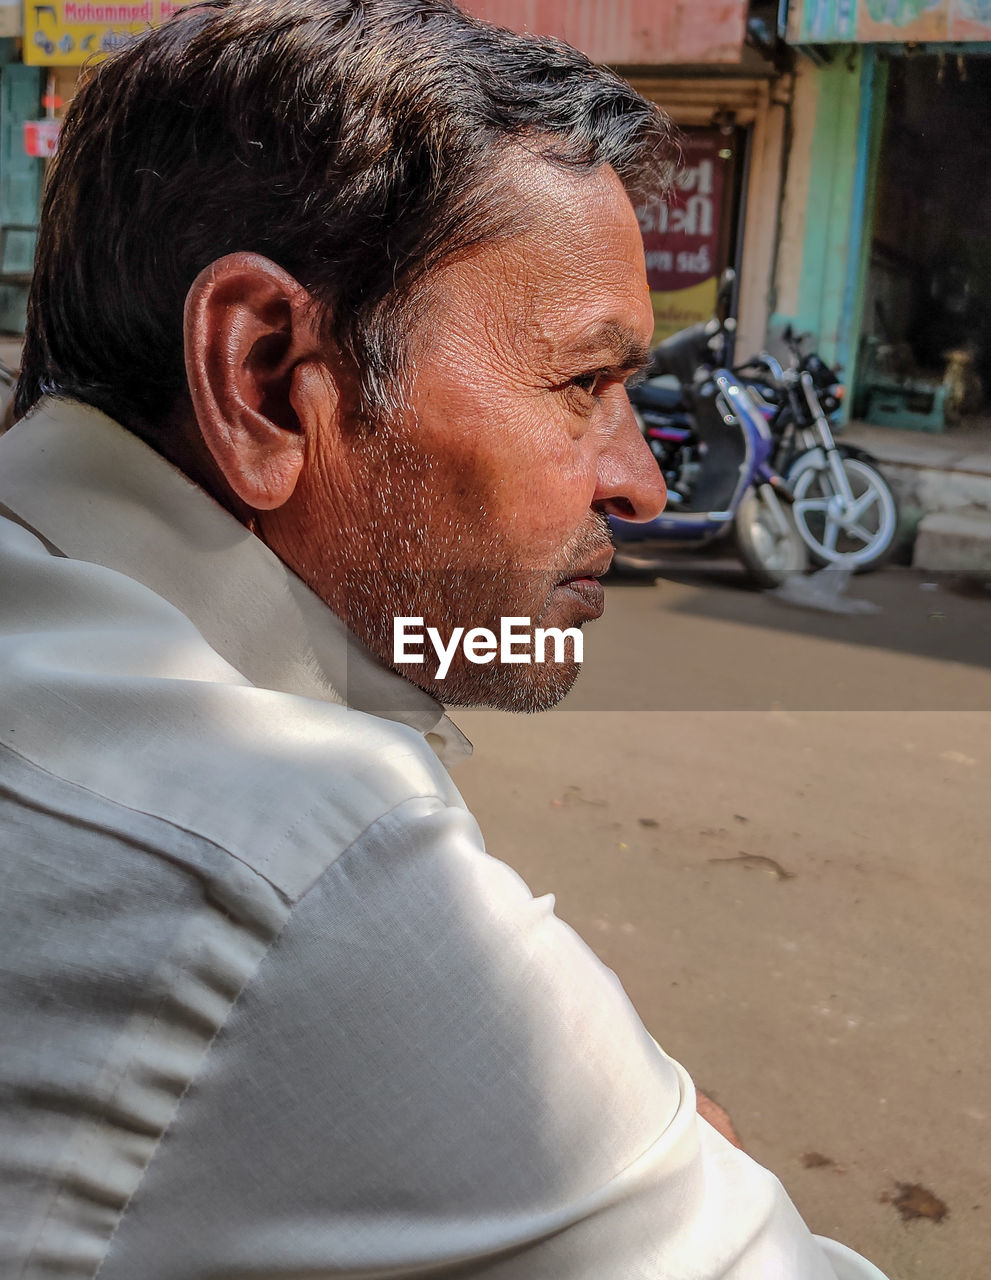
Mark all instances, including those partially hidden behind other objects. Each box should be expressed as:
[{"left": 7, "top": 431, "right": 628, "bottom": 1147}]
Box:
[{"left": 0, "top": 398, "right": 888, "bottom": 1279}]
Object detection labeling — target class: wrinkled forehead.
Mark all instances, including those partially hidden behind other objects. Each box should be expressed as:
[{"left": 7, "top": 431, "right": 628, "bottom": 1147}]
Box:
[
  {"left": 422, "top": 158, "right": 654, "bottom": 361},
  {"left": 492, "top": 156, "right": 648, "bottom": 281}
]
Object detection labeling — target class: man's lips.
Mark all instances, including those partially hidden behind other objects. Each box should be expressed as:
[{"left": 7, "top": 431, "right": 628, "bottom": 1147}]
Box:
[
  {"left": 557, "top": 547, "right": 614, "bottom": 588},
  {"left": 552, "top": 548, "right": 613, "bottom": 621},
  {"left": 554, "top": 576, "right": 605, "bottom": 619}
]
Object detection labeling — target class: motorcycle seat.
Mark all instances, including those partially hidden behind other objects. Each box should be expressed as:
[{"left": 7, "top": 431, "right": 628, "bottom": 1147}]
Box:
[{"left": 634, "top": 382, "right": 686, "bottom": 412}]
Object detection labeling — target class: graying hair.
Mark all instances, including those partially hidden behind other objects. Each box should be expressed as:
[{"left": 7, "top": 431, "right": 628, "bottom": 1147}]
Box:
[{"left": 18, "top": 0, "right": 675, "bottom": 429}]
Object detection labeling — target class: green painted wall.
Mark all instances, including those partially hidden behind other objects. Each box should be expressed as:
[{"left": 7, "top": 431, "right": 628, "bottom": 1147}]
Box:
[
  {"left": 846, "top": 50, "right": 888, "bottom": 399},
  {"left": 772, "top": 47, "right": 887, "bottom": 409},
  {"left": 0, "top": 41, "right": 43, "bottom": 332},
  {"left": 792, "top": 51, "right": 863, "bottom": 361}
]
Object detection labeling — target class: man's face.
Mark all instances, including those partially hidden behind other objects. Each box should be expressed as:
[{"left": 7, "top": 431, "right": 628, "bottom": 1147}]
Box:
[{"left": 266, "top": 161, "right": 665, "bottom": 710}]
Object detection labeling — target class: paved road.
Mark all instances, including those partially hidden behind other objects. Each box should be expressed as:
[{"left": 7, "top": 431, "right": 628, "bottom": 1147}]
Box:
[{"left": 453, "top": 564, "right": 991, "bottom": 1280}]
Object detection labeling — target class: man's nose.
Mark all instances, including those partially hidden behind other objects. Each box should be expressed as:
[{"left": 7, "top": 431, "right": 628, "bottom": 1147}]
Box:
[{"left": 592, "top": 398, "right": 667, "bottom": 522}]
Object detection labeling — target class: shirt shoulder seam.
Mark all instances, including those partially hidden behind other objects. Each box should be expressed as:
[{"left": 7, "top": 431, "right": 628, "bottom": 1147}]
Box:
[{"left": 0, "top": 736, "right": 450, "bottom": 904}]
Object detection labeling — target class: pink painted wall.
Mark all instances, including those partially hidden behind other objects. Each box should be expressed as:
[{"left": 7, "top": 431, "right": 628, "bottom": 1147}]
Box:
[{"left": 460, "top": 1, "right": 748, "bottom": 65}]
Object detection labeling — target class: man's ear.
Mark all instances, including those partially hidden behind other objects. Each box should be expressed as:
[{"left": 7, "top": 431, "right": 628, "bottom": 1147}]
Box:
[{"left": 183, "top": 252, "right": 333, "bottom": 510}]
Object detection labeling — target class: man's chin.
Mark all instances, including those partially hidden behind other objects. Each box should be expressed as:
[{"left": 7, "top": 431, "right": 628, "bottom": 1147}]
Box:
[{"left": 408, "top": 656, "right": 584, "bottom": 713}]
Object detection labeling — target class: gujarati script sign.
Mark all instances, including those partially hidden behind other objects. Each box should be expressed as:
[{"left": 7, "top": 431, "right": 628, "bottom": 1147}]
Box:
[{"left": 637, "top": 133, "right": 729, "bottom": 346}]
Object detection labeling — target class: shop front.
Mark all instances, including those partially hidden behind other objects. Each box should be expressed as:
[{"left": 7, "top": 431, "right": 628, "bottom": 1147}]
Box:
[
  {"left": 860, "top": 49, "right": 991, "bottom": 427},
  {"left": 465, "top": 0, "right": 790, "bottom": 360},
  {"left": 629, "top": 73, "right": 786, "bottom": 358},
  {"left": 0, "top": 35, "right": 42, "bottom": 332},
  {"left": 2, "top": 0, "right": 787, "bottom": 358},
  {"left": 777, "top": 0, "right": 991, "bottom": 429},
  {"left": 0, "top": 0, "right": 195, "bottom": 332}
]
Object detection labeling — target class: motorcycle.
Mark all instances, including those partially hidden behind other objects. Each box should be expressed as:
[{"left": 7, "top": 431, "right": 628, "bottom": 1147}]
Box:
[
  {"left": 610, "top": 274, "right": 808, "bottom": 588},
  {"left": 739, "top": 330, "right": 898, "bottom": 573}
]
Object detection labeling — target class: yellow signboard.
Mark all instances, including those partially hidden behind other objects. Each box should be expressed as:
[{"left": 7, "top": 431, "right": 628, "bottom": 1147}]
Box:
[
  {"left": 649, "top": 278, "right": 720, "bottom": 348},
  {"left": 23, "top": 0, "right": 194, "bottom": 66}
]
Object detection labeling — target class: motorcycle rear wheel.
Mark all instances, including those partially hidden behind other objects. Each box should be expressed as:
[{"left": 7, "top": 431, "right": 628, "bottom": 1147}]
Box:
[{"left": 733, "top": 485, "right": 808, "bottom": 589}]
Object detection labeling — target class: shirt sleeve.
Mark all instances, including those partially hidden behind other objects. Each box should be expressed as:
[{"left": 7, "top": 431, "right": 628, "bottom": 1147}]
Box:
[{"left": 97, "top": 795, "right": 888, "bottom": 1280}]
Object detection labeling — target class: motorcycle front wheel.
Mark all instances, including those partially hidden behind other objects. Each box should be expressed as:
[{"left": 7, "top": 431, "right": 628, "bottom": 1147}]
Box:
[
  {"left": 733, "top": 484, "right": 808, "bottom": 589},
  {"left": 788, "top": 453, "right": 898, "bottom": 573}
]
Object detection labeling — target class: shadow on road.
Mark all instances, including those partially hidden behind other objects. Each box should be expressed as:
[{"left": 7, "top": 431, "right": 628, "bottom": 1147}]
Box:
[
  {"left": 616, "top": 559, "right": 991, "bottom": 673},
  {"left": 565, "top": 559, "right": 991, "bottom": 712}
]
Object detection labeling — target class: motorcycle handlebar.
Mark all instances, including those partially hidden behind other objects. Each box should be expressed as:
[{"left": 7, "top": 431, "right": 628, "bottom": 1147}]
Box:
[{"left": 649, "top": 319, "right": 735, "bottom": 386}]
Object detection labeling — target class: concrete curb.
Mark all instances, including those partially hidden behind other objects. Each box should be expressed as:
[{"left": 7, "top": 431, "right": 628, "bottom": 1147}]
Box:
[{"left": 842, "top": 422, "right": 991, "bottom": 571}]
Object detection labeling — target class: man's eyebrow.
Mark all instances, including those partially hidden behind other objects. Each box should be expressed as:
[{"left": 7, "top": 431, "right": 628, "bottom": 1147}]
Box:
[{"left": 567, "top": 321, "right": 653, "bottom": 372}]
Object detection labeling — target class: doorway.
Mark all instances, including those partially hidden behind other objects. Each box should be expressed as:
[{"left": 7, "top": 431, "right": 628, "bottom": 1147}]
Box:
[{"left": 859, "top": 53, "right": 991, "bottom": 428}]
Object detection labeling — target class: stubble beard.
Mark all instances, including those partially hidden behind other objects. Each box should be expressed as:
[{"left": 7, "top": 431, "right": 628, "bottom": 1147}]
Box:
[
  {"left": 334, "top": 449, "right": 612, "bottom": 713},
  {"left": 342, "top": 561, "right": 586, "bottom": 713}
]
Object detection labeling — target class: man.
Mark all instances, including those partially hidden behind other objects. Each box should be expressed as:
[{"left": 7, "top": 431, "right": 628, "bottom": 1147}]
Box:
[{"left": 0, "top": 2, "right": 888, "bottom": 1276}]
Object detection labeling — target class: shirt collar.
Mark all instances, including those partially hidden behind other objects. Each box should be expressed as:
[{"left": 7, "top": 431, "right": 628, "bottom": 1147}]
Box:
[{"left": 0, "top": 397, "right": 472, "bottom": 767}]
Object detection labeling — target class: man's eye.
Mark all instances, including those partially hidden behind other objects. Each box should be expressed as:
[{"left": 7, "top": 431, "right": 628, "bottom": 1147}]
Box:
[
  {"left": 571, "top": 372, "right": 603, "bottom": 395},
  {"left": 569, "top": 369, "right": 643, "bottom": 397}
]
